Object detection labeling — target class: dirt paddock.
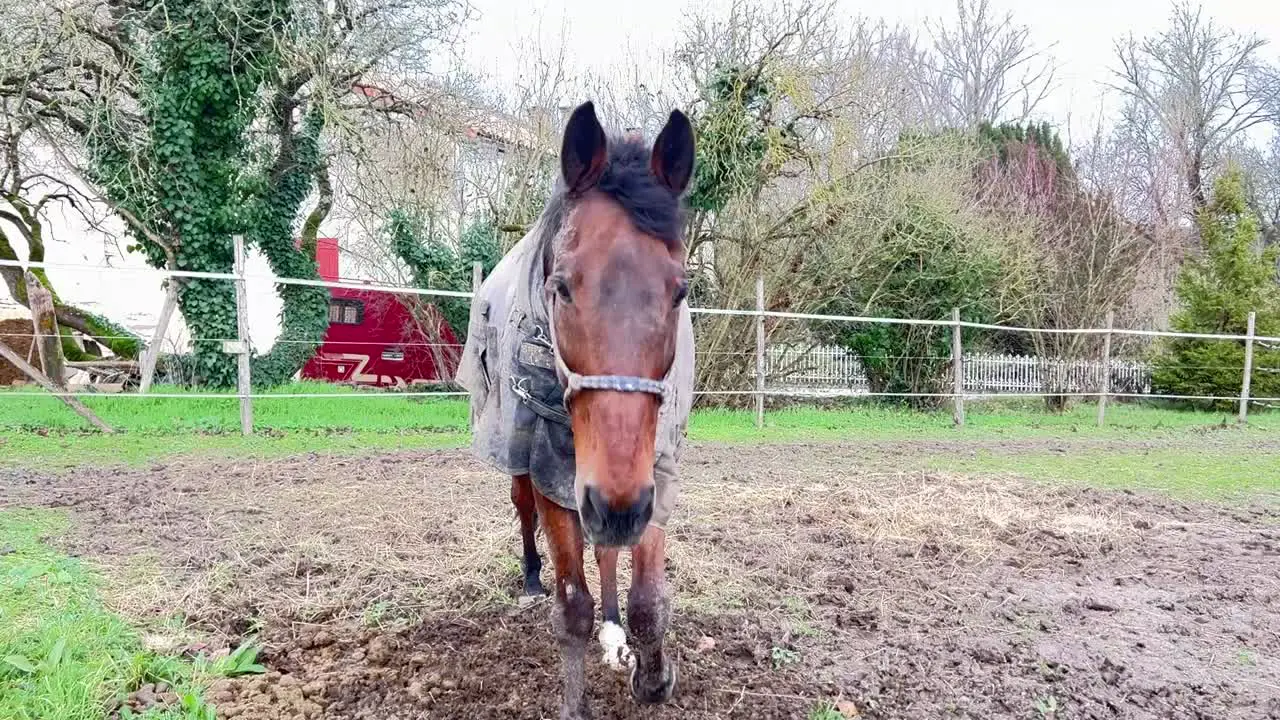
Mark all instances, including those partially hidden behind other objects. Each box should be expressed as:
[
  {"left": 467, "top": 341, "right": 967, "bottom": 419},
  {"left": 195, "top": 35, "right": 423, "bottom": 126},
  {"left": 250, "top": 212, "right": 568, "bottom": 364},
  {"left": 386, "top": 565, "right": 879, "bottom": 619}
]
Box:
[{"left": 3, "top": 442, "right": 1279, "bottom": 719}]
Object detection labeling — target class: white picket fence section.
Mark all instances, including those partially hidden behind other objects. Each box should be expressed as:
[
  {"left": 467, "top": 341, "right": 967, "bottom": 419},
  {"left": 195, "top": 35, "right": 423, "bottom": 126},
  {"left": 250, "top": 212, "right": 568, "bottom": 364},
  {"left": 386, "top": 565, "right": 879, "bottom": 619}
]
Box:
[{"left": 764, "top": 345, "right": 1152, "bottom": 395}]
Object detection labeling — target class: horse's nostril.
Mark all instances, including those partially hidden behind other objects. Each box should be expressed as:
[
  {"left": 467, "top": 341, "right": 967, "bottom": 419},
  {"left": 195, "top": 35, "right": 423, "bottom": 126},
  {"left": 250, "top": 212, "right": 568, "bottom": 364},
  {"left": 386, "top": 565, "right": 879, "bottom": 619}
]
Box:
[{"left": 580, "top": 484, "right": 654, "bottom": 545}]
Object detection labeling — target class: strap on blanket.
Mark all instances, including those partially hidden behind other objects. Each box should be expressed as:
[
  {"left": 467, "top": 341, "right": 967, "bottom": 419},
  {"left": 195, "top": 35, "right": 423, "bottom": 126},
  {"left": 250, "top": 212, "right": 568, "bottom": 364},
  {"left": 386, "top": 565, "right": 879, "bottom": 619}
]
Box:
[{"left": 510, "top": 375, "right": 571, "bottom": 425}]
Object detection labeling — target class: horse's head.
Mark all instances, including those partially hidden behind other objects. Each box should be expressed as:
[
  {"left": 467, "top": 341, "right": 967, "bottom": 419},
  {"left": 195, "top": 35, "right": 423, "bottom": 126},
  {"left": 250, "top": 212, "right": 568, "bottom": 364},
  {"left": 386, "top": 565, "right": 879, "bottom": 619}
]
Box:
[{"left": 545, "top": 101, "right": 695, "bottom": 547}]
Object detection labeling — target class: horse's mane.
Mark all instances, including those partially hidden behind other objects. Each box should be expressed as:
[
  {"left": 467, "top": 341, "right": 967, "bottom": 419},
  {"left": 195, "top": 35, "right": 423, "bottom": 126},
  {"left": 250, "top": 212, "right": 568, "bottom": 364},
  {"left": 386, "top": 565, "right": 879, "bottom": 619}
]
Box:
[{"left": 535, "top": 134, "right": 687, "bottom": 273}]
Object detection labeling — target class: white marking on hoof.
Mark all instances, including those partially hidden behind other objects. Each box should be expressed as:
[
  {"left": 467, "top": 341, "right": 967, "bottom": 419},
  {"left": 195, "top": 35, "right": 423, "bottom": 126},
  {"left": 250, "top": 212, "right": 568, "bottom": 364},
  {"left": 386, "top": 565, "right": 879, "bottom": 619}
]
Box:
[{"left": 598, "top": 621, "right": 633, "bottom": 672}]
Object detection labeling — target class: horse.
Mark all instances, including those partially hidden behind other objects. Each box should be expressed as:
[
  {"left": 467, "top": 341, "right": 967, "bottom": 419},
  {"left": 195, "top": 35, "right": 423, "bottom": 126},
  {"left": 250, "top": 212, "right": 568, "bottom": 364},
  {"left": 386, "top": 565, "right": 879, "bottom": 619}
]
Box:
[{"left": 456, "top": 101, "right": 696, "bottom": 719}]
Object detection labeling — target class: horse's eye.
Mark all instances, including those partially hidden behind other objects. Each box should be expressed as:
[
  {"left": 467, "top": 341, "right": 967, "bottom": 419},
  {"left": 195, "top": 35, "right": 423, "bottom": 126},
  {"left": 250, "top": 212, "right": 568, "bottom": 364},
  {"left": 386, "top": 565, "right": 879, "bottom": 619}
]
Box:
[
  {"left": 555, "top": 278, "right": 573, "bottom": 304},
  {"left": 673, "top": 279, "right": 689, "bottom": 307}
]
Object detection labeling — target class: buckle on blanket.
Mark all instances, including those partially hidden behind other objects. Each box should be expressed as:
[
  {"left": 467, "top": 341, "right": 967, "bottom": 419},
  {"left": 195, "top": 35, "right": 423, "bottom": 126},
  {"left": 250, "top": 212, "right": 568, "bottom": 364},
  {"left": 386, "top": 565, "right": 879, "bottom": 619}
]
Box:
[{"left": 511, "top": 376, "right": 571, "bottom": 425}]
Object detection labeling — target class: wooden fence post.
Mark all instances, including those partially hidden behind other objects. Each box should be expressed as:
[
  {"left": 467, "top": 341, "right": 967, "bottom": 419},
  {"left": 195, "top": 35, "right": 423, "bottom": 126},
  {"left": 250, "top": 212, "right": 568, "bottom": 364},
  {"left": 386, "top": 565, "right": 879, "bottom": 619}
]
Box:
[
  {"left": 755, "top": 275, "right": 765, "bottom": 429},
  {"left": 952, "top": 307, "right": 964, "bottom": 427},
  {"left": 472, "top": 261, "right": 483, "bottom": 293},
  {"left": 25, "top": 271, "right": 65, "bottom": 388},
  {"left": 1239, "top": 311, "right": 1256, "bottom": 424},
  {"left": 228, "top": 235, "right": 253, "bottom": 436},
  {"left": 1097, "top": 310, "right": 1114, "bottom": 427},
  {"left": 139, "top": 280, "right": 179, "bottom": 394}
]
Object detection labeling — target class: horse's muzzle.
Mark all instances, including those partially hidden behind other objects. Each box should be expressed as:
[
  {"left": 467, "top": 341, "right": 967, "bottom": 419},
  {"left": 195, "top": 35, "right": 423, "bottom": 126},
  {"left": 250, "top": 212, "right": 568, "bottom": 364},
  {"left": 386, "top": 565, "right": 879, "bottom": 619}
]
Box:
[{"left": 579, "top": 483, "right": 654, "bottom": 547}]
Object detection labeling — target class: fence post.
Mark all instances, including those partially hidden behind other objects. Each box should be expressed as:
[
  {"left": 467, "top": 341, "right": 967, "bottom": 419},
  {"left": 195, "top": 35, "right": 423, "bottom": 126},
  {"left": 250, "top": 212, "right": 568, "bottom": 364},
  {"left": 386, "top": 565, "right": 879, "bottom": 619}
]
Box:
[
  {"left": 472, "top": 261, "right": 483, "bottom": 293},
  {"left": 25, "top": 271, "right": 65, "bottom": 389},
  {"left": 139, "top": 280, "right": 179, "bottom": 394},
  {"left": 952, "top": 307, "right": 964, "bottom": 427},
  {"left": 230, "top": 234, "right": 253, "bottom": 436},
  {"left": 1239, "top": 311, "right": 1256, "bottom": 424},
  {"left": 755, "top": 275, "right": 765, "bottom": 429},
  {"left": 1097, "top": 310, "right": 1114, "bottom": 427}
]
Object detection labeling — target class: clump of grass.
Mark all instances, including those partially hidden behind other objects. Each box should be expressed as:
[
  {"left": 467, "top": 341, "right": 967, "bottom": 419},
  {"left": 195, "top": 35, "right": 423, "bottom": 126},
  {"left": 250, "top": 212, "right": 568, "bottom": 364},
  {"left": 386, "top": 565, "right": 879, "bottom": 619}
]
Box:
[{"left": 0, "top": 509, "right": 218, "bottom": 719}]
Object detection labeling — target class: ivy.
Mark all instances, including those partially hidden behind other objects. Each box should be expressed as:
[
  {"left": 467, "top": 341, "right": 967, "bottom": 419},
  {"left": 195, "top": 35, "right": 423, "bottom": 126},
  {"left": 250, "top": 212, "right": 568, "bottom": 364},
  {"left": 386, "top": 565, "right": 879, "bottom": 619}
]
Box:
[
  {"left": 388, "top": 209, "right": 500, "bottom": 344},
  {"left": 84, "top": 0, "right": 338, "bottom": 388},
  {"left": 243, "top": 110, "right": 331, "bottom": 388}
]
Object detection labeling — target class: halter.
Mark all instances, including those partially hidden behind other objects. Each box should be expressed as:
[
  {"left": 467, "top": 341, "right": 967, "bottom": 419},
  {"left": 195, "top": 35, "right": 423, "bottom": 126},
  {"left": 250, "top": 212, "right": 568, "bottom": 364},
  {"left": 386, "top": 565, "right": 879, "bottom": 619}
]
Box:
[{"left": 545, "top": 294, "right": 671, "bottom": 409}]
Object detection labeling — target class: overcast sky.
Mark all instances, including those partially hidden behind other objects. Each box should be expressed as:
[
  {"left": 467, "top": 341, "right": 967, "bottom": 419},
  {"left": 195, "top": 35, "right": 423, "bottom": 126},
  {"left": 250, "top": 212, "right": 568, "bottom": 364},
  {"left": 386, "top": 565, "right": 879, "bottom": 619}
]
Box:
[
  {"left": 4, "top": 0, "right": 1279, "bottom": 349},
  {"left": 459, "top": 0, "right": 1280, "bottom": 143}
]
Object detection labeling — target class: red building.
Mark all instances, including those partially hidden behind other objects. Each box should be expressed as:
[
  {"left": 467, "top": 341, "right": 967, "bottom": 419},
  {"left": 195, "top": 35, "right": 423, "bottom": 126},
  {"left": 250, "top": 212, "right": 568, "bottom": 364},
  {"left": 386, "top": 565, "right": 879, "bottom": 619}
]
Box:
[{"left": 300, "top": 237, "right": 460, "bottom": 388}]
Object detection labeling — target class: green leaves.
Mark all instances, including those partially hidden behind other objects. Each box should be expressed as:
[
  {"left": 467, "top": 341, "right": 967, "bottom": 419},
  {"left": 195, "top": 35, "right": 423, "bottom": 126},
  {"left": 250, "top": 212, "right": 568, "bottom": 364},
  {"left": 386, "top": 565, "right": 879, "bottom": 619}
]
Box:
[
  {"left": 1152, "top": 166, "right": 1280, "bottom": 407},
  {"left": 199, "top": 638, "right": 267, "bottom": 678},
  {"left": 388, "top": 209, "right": 501, "bottom": 345},
  {"left": 3, "top": 655, "right": 37, "bottom": 675}
]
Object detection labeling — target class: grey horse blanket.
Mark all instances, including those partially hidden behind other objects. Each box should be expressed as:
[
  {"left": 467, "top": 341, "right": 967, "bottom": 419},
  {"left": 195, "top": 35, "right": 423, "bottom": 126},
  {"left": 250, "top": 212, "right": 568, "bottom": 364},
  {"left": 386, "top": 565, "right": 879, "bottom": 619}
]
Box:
[{"left": 455, "top": 218, "right": 695, "bottom": 516}]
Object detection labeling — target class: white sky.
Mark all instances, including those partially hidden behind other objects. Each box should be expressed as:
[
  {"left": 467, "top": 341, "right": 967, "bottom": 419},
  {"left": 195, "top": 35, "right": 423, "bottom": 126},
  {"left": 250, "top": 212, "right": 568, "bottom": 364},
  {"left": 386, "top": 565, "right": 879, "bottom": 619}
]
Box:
[
  {"left": 460, "top": 0, "right": 1280, "bottom": 141},
  {"left": 4, "top": 0, "right": 1279, "bottom": 350}
]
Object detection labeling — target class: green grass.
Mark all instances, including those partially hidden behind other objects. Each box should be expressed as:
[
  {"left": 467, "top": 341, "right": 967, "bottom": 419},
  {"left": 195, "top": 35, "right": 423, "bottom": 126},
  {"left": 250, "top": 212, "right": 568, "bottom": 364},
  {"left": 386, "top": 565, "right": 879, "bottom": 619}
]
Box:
[
  {"left": 938, "top": 448, "right": 1280, "bottom": 499},
  {"left": 692, "top": 401, "right": 1280, "bottom": 441},
  {"left": 3, "top": 386, "right": 1279, "bottom": 501},
  {"left": 0, "top": 509, "right": 220, "bottom": 720},
  {"left": 0, "top": 381, "right": 469, "bottom": 434}
]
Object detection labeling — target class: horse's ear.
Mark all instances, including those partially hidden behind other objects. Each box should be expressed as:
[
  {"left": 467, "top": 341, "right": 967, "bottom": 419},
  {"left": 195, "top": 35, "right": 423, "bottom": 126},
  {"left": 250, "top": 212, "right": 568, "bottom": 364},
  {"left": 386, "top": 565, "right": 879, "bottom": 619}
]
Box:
[
  {"left": 651, "top": 109, "right": 695, "bottom": 195},
  {"left": 560, "top": 101, "right": 608, "bottom": 196}
]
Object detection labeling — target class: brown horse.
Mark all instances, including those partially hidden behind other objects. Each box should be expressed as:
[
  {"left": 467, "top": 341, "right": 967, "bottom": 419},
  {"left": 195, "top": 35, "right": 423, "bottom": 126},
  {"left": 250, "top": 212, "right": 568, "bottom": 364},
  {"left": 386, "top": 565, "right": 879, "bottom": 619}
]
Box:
[{"left": 458, "top": 101, "right": 695, "bottom": 719}]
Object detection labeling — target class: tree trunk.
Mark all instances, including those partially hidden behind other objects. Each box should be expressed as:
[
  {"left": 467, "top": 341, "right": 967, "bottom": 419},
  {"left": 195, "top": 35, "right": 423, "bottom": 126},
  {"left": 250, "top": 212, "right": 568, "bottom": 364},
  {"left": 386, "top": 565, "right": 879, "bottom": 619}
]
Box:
[
  {"left": 1, "top": 232, "right": 142, "bottom": 359},
  {"left": 26, "top": 271, "right": 65, "bottom": 386}
]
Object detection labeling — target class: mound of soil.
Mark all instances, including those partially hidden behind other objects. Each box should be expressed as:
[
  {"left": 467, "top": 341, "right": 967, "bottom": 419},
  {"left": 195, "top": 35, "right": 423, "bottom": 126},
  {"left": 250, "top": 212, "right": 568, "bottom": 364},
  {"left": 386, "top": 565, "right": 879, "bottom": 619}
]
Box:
[
  {"left": 0, "top": 317, "right": 35, "bottom": 385},
  {"left": 212, "top": 611, "right": 816, "bottom": 720},
  {"left": 4, "top": 444, "right": 1280, "bottom": 719}
]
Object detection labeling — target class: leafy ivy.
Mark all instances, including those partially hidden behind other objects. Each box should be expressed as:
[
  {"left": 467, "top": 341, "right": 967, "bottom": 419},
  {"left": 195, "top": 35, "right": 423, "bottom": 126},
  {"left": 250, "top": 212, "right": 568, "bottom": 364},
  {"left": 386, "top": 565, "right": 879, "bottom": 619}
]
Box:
[
  {"left": 387, "top": 209, "right": 500, "bottom": 344},
  {"left": 85, "top": 0, "right": 334, "bottom": 388}
]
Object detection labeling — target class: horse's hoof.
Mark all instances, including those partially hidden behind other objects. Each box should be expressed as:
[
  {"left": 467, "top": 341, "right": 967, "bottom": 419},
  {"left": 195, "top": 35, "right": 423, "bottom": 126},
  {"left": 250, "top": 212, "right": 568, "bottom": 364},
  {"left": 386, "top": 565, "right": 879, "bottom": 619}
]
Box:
[
  {"left": 630, "top": 655, "right": 677, "bottom": 704},
  {"left": 516, "top": 591, "right": 546, "bottom": 609}
]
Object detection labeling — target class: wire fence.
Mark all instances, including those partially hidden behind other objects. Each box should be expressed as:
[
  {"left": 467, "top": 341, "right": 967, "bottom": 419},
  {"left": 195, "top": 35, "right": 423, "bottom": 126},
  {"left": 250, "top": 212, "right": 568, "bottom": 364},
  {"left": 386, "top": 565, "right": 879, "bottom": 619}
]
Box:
[
  {"left": 2, "top": 253, "right": 1278, "bottom": 434},
  {"left": 764, "top": 345, "right": 1155, "bottom": 396}
]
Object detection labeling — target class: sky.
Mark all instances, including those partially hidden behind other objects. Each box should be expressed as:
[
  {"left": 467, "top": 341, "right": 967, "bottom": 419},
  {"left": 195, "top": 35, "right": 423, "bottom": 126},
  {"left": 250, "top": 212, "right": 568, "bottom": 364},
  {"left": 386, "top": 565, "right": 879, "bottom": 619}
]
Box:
[{"left": 3, "top": 0, "right": 1280, "bottom": 353}]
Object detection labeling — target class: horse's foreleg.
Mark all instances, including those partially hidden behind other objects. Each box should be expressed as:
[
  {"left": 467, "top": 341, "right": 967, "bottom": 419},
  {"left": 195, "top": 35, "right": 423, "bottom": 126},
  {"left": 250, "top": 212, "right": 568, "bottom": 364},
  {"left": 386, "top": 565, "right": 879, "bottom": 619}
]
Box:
[
  {"left": 593, "top": 546, "right": 632, "bottom": 671},
  {"left": 536, "top": 493, "right": 594, "bottom": 720},
  {"left": 627, "top": 525, "right": 676, "bottom": 704},
  {"left": 510, "top": 474, "right": 545, "bottom": 597}
]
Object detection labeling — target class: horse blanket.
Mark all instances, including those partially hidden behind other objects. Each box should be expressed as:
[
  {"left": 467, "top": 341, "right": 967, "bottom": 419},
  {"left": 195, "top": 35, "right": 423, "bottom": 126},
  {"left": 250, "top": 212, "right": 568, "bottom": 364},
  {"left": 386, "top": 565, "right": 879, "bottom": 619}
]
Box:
[{"left": 455, "top": 223, "right": 695, "bottom": 527}]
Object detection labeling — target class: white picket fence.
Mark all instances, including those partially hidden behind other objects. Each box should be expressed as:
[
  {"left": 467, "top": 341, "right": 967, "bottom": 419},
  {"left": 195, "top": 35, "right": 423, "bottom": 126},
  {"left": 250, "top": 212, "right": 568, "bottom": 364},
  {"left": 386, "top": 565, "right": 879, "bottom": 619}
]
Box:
[{"left": 765, "top": 345, "right": 1152, "bottom": 395}]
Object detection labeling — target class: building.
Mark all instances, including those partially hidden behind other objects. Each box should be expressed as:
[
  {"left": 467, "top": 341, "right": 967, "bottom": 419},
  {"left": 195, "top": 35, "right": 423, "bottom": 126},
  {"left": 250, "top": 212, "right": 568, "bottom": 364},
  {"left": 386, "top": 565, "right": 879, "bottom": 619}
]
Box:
[{"left": 299, "top": 237, "right": 460, "bottom": 388}]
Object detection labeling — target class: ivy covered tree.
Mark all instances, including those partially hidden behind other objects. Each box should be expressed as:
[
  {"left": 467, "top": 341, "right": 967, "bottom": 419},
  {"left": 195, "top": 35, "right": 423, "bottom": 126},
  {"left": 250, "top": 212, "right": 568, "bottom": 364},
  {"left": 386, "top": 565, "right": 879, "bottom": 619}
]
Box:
[
  {"left": 815, "top": 198, "right": 1002, "bottom": 409},
  {"left": 84, "top": 0, "right": 292, "bottom": 387},
  {"left": 1152, "top": 166, "right": 1280, "bottom": 408},
  {"left": 4, "top": 0, "right": 465, "bottom": 387},
  {"left": 387, "top": 208, "right": 501, "bottom": 373}
]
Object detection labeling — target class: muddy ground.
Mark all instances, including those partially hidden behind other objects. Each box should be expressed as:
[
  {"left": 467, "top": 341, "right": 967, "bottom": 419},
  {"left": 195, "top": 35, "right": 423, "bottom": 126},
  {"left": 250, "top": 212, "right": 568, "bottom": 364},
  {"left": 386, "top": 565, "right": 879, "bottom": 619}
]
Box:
[{"left": 2, "top": 441, "right": 1279, "bottom": 719}]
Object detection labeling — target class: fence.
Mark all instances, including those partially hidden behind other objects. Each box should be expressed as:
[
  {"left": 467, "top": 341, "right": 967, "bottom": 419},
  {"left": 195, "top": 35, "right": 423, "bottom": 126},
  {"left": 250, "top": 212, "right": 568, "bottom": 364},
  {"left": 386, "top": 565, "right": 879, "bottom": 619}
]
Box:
[
  {"left": 765, "top": 346, "right": 1153, "bottom": 396},
  {"left": 3, "top": 252, "right": 1279, "bottom": 435}
]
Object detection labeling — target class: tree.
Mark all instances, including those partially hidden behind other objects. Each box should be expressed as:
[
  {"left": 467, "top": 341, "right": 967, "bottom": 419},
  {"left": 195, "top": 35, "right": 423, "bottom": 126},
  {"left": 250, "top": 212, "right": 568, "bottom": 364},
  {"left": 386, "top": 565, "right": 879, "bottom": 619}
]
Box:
[
  {"left": 387, "top": 207, "right": 501, "bottom": 341},
  {"left": 923, "top": 0, "right": 1057, "bottom": 129},
  {"left": 1151, "top": 166, "right": 1280, "bottom": 408},
  {"left": 976, "top": 121, "right": 1157, "bottom": 410},
  {"left": 2, "top": 0, "right": 467, "bottom": 387},
  {"left": 812, "top": 131, "right": 1009, "bottom": 408},
  {"left": 1111, "top": 1, "right": 1271, "bottom": 215},
  {"left": 0, "top": 110, "right": 142, "bottom": 360}
]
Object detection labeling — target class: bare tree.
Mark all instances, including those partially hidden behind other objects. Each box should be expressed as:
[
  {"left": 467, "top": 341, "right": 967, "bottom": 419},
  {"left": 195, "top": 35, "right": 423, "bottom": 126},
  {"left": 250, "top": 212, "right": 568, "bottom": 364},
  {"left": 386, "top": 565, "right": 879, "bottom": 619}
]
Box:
[
  {"left": 979, "top": 129, "right": 1156, "bottom": 408},
  {"left": 1110, "top": 1, "right": 1271, "bottom": 214},
  {"left": 1230, "top": 133, "right": 1280, "bottom": 246},
  {"left": 923, "top": 0, "right": 1057, "bottom": 129}
]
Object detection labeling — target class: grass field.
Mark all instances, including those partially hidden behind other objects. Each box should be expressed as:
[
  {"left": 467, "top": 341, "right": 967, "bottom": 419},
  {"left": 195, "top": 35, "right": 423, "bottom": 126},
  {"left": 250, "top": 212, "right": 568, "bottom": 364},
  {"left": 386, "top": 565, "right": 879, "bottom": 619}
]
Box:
[
  {"left": 0, "top": 509, "right": 234, "bottom": 720},
  {"left": 4, "top": 382, "right": 1279, "bottom": 498},
  {"left": 3, "top": 382, "right": 1279, "bottom": 491},
  {"left": 3, "top": 385, "right": 1278, "bottom": 718}
]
